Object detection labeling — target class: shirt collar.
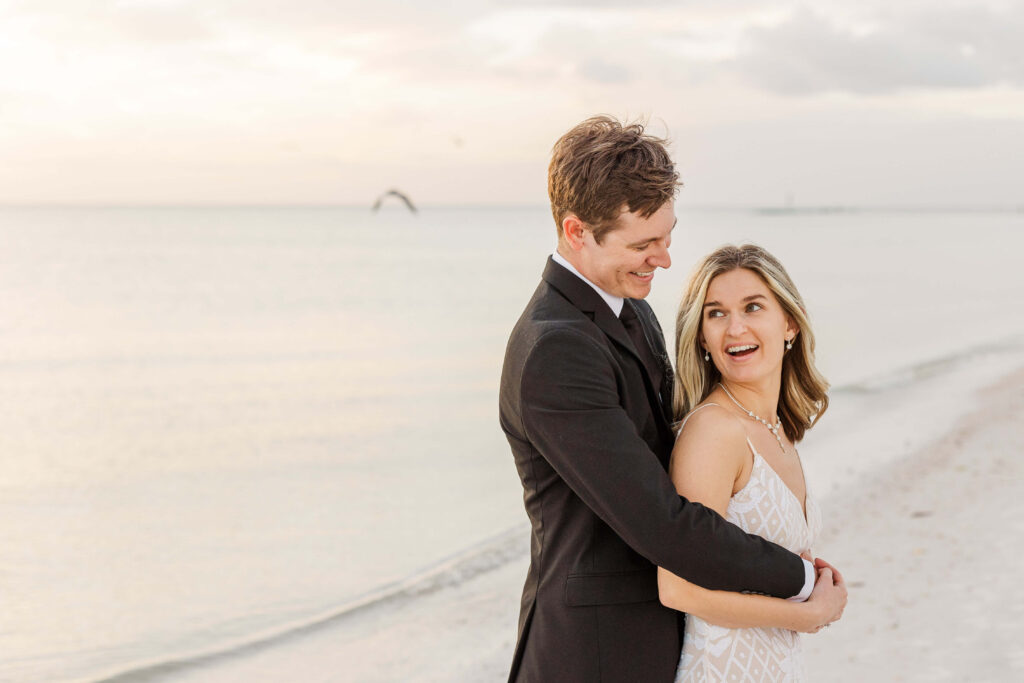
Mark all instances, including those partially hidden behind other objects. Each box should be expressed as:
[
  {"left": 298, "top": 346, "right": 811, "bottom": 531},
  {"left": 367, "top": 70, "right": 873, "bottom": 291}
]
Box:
[{"left": 551, "top": 251, "right": 624, "bottom": 317}]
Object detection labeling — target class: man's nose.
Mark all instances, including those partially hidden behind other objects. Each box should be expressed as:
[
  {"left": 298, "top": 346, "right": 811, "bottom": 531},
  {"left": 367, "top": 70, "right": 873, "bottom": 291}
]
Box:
[{"left": 648, "top": 242, "right": 671, "bottom": 269}]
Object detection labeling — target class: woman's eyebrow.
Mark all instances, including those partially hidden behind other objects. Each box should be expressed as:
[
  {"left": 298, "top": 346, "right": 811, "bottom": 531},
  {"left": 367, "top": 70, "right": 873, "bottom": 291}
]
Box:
[{"left": 703, "top": 294, "right": 767, "bottom": 308}]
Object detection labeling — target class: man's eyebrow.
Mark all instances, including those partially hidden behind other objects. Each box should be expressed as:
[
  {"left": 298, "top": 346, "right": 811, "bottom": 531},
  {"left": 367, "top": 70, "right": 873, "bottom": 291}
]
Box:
[
  {"left": 626, "top": 220, "right": 677, "bottom": 248},
  {"left": 703, "top": 294, "right": 767, "bottom": 308}
]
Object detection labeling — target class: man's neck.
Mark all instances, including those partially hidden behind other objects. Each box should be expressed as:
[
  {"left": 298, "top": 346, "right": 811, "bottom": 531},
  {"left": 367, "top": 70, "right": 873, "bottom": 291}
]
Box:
[{"left": 551, "top": 250, "right": 624, "bottom": 316}]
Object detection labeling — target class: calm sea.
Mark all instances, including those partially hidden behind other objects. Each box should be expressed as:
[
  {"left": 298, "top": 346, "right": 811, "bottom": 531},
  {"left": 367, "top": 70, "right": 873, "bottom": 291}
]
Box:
[{"left": 1, "top": 206, "right": 1022, "bottom": 682}]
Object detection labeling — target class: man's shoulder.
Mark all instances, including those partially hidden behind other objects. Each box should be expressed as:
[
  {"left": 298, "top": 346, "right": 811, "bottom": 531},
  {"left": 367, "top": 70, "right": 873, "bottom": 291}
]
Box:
[
  {"left": 508, "top": 281, "right": 603, "bottom": 352},
  {"left": 500, "top": 280, "right": 612, "bottom": 419},
  {"left": 501, "top": 279, "right": 615, "bottom": 394}
]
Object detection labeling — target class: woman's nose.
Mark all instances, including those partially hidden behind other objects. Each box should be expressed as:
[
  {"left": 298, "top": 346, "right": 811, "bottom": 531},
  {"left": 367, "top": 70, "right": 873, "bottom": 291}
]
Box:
[{"left": 727, "top": 315, "right": 748, "bottom": 336}]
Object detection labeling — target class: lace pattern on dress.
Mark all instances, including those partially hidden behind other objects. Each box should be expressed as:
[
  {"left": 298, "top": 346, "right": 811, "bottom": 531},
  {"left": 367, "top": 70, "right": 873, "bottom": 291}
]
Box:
[{"left": 674, "top": 429, "right": 822, "bottom": 683}]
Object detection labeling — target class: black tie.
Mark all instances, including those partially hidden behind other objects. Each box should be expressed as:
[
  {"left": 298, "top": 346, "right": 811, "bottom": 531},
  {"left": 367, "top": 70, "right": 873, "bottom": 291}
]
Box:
[{"left": 619, "top": 302, "right": 664, "bottom": 392}]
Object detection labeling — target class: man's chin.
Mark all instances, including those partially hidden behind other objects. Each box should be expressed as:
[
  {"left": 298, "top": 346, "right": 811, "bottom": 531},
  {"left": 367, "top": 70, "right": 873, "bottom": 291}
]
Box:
[{"left": 626, "top": 279, "right": 654, "bottom": 299}]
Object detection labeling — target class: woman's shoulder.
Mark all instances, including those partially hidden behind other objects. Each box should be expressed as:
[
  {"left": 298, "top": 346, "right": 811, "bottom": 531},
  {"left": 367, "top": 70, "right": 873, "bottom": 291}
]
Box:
[
  {"left": 678, "top": 401, "right": 747, "bottom": 436},
  {"left": 674, "top": 403, "right": 750, "bottom": 464}
]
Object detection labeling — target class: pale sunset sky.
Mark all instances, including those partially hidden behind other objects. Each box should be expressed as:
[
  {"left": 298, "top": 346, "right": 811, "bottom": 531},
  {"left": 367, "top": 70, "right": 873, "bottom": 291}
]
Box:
[{"left": 2, "top": 0, "right": 1022, "bottom": 206}]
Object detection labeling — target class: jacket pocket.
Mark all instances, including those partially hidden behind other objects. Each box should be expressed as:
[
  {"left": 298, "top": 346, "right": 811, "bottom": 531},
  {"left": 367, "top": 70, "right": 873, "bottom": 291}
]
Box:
[{"left": 564, "top": 569, "right": 658, "bottom": 607}]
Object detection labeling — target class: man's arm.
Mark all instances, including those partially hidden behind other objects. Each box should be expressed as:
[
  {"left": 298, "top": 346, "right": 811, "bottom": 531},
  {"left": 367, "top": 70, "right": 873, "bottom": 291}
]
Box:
[
  {"left": 656, "top": 407, "right": 846, "bottom": 627},
  {"left": 658, "top": 567, "right": 844, "bottom": 632},
  {"left": 519, "top": 327, "right": 804, "bottom": 597}
]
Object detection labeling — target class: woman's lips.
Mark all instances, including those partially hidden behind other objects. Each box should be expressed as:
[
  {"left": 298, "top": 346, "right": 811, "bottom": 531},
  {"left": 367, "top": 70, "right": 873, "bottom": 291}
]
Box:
[{"left": 726, "top": 344, "right": 758, "bottom": 359}]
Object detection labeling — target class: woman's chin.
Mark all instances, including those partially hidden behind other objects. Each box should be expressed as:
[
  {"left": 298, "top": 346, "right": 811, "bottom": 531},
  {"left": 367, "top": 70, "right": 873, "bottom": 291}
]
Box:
[{"left": 717, "top": 364, "right": 770, "bottom": 385}]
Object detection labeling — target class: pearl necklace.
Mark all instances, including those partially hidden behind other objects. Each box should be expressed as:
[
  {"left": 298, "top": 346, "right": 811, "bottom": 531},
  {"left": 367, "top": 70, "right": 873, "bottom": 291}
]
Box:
[{"left": 718, "top": 383, "right": 786, "bottom": 453}]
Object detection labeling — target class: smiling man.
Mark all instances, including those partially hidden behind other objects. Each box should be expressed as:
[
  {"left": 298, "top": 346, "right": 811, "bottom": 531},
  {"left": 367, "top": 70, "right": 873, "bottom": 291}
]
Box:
[{"left": 498, "top": 116, "right": 816, "bottom": 682}]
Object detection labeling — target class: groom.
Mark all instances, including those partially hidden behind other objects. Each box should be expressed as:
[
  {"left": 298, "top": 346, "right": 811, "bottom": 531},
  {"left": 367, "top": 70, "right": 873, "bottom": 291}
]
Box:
[{"left": 499, "top": 116, "right": 818, "bottom": 682}]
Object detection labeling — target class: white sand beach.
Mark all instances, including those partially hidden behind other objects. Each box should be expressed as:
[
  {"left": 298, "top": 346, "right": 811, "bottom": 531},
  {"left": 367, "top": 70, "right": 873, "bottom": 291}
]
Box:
[
  {"left": 802, "top": 365, "right": 1024, "bottom": 680},
  {"left": 128, "top": 348, "right": 1024, "bottom": 683}
]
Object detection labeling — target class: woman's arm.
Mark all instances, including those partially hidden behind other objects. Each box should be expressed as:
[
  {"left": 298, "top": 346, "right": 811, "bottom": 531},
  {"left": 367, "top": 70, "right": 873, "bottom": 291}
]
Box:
[
  {"left": 658, "top": 564, "right": 836, "bottom": 632},
  {"left": 656, "top": 407, "right": 840, "bottom": 632}
]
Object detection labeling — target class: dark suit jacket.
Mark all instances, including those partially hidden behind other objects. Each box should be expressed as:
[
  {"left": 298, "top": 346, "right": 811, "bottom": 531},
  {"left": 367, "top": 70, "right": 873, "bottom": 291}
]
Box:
[{"left": 499, "top": 258, "right": 805, "bottom": 682}]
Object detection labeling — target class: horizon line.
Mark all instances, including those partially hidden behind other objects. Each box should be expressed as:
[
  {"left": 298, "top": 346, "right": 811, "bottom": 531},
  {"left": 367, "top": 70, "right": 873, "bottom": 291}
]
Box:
[{"left": 0, "top": 202, "right": 1022, "bottom": 213}]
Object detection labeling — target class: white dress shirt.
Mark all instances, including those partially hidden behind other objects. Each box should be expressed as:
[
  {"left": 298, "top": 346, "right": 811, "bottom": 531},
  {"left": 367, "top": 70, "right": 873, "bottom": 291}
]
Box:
[{"left": 551, "top": 251, "right": 623, "bottom": 317}]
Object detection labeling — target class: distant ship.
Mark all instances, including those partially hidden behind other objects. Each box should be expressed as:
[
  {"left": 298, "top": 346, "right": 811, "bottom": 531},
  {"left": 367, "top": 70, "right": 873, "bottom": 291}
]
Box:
[{"left": 372, "top": 189, "right": 417, "bottom": 213}]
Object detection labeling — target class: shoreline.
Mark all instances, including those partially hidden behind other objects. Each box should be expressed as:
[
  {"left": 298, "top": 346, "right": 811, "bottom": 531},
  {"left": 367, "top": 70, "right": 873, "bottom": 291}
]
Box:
[
  {"left": 5, "top": 206, "right": 1024, "bottom": 683},
  {"left": 133, "top": 351, "right": 1024, "bottom": 682}
]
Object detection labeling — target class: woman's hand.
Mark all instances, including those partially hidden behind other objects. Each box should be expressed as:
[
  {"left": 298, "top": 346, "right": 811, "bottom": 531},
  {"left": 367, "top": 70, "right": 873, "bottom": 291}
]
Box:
[
  {"left": 813, "top": 556, "right": 845, "bottom": 585},
  {"left": 800, "top": 563, "right": 847, "bottom": 633}
]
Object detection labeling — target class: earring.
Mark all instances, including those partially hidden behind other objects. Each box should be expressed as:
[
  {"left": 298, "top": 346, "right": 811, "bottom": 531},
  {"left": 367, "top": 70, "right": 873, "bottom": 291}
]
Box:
[
  {"left": 785, "top": 338, "right": 793, "bottom": 350},
  {"left": 704, "top": 349, "right": 710, "bottom": 361}
]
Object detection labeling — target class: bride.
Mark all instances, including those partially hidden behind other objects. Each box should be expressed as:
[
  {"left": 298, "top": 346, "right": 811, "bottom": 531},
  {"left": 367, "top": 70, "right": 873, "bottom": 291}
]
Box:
[{"left": 658, "top": 244, "right": 846, "bottom": 681}]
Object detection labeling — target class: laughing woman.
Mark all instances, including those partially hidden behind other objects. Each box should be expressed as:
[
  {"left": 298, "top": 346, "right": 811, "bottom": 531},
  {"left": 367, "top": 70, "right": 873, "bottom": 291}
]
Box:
[{"left": 658, "top": 244, "right": 846, "bottom": 682}]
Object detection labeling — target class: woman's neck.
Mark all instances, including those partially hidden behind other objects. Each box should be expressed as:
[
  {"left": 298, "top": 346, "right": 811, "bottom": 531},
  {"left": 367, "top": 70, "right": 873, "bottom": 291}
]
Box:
[{"left": 718, "top": 378, "right": 780, "bottom": 421}]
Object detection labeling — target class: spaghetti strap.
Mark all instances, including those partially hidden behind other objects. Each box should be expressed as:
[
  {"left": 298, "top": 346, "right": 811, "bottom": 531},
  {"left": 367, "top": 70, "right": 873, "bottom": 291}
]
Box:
[
  {"left": 677, "top": 402, "right": 721, "bottom": 433},
  {"left": 743, "top": 437, "right": 759, "bottom": 471}
]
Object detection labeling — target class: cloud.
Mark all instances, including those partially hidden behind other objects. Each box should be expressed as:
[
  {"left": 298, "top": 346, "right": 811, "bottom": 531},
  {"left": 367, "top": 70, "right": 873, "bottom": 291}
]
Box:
[
  {"left": 732, "top": 5, "right": 1024, "bottom": 94},
  {"left": 6, "top": 0, "right": 214, "bottom": 45},
  {"left": 504, "top": 0, "right": 675, "bottom": 6},
  {"left": 576, "top": 58, "right": 632, "bottom": 84},
  {"left": 3, "top": 0, "right": 1024, "bottom": 205}
]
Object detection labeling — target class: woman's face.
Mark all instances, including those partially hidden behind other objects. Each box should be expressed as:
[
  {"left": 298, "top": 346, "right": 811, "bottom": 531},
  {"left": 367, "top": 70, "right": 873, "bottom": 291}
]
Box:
[{"left": 700, "top": 268, "right": 798, "bottom": 386}]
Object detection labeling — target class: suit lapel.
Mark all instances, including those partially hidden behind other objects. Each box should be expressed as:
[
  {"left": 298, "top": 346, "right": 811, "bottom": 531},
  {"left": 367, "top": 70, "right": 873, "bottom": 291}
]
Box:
[
  {"left": 630, "top": 300, "right": 676, "bottom": 425},
  {"left": 543, "top": 258, "right": 672, "bottom": 431},
  {"left": 542, "top": 258, "right": 638, "bottom": 361}
]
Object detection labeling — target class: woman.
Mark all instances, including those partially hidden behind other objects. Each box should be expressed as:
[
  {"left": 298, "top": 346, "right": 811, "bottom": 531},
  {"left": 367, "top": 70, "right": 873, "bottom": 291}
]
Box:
[{"left": 658, "top": 244, "right": 846, "bottom": 682}]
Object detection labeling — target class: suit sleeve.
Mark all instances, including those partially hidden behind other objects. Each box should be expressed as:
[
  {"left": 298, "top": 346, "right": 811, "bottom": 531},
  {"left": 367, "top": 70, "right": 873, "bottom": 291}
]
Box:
[{"left": 519, "top": 328, "right": 804, "bottom": 598}]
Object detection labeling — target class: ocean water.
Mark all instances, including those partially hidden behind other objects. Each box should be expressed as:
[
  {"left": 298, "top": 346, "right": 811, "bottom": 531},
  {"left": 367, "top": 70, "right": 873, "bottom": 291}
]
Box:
[{"left": 1, "top": 206, "right": 1022, "bottom": 682}]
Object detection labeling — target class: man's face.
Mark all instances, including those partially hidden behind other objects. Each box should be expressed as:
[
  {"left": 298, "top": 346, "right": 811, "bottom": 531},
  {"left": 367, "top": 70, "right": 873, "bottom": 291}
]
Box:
[{"left": 575, "top": 201, "right": 675, "bottom": 299}]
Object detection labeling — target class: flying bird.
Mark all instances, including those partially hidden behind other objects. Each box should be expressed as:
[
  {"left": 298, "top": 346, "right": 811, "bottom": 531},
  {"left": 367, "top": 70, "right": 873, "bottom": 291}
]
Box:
[{"left": 372, "top": 189, "right": 417, "bottom": 213}]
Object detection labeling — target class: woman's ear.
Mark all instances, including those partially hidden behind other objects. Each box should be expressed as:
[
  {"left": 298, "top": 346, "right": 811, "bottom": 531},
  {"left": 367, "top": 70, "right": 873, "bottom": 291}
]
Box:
[{"left": 785, "top": 314, "right": 800, "bottom": 342}]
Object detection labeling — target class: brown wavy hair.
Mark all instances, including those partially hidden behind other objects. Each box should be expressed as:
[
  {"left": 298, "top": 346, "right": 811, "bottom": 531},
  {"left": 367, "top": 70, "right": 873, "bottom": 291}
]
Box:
[
  {"left": 673, "top": 244, "right": 830, "bottom": 443},
  {"left": 548, "top": 115, "right": 680, "bottom": 244}
]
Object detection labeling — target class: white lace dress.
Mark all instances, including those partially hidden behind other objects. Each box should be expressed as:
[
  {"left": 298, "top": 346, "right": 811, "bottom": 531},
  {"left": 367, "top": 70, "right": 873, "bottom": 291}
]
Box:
[{"left": 675, "top": 412, "right": 822, "bottom": 682}]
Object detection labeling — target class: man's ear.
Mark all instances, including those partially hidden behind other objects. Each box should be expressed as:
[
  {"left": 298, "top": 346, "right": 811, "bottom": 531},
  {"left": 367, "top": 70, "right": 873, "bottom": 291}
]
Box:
[{"left": 562, "top": 214, "right": 587, "bottom": 251}]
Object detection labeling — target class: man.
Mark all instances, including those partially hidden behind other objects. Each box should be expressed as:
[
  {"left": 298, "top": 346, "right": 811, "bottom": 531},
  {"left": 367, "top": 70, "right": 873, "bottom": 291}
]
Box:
[{"left": 499, "top": 116, "right": 825, "bottom": 682}]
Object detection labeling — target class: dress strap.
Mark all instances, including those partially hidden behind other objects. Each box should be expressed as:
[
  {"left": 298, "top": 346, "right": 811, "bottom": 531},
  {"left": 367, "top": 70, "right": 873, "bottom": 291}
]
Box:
[
  {"left": 743, "top": 437, "right": 760, "bottom": 470},
  {"left": 677, "top": 402, "right": 721, "bottom": 433}
]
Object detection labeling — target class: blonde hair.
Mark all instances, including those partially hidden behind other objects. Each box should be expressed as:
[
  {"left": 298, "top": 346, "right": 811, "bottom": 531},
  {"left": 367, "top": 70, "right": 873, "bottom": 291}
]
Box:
[{"left": 673, "top": 244, "right": 829, "bottom": 442}]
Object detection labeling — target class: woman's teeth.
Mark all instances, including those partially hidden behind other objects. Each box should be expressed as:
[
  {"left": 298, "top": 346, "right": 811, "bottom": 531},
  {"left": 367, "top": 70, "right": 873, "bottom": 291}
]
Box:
[{"left": 727, "top": 344, "right": 758, "bottom": 356}]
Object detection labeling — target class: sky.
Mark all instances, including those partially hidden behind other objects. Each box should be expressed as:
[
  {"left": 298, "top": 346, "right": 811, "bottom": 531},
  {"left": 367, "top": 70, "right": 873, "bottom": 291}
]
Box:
[{"left": 2, "top": 0, "right": 1023, "bottom": 206}]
